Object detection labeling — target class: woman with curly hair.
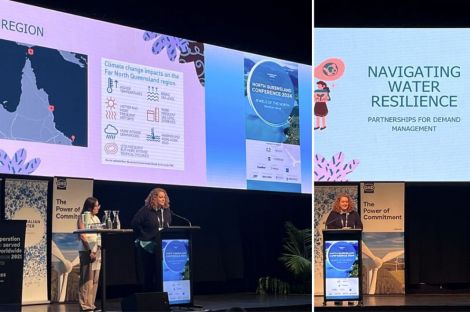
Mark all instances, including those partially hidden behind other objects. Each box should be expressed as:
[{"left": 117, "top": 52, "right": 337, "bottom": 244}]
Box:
[
  {"left": 325, "top": 194, "right": 363, "bottom": 229},
  {"left": 131, "top": 187, "right": 172, "bottom": 291}
]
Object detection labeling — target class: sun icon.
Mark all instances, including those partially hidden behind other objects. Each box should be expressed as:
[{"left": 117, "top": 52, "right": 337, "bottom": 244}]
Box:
[{"left": 105, "top": 97, "right": 117, "bottom": 110}]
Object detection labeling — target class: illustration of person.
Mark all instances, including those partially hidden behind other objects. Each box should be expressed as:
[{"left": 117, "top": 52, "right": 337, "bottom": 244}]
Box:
[{"left": 314, "top": 80, "right": 330, "bottom": 130}]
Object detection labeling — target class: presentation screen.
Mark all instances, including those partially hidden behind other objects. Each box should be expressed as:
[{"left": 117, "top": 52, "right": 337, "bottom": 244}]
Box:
[
  {"left": 0, "top": 1, "right": 312, "bottom": 193},
  {"left": 315, "top": 28, "right": 470, "bottom": 182},
  {"left": 162, "top": 239, "right": 191, "bottom": 305},
  {"left": 324, "top": 240, "right": 360, "bottom": 301}
]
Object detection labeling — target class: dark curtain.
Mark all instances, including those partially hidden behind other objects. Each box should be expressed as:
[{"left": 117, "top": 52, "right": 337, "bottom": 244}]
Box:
[{"left": 406, "top": 183, "right": 470, "bottom": 289}]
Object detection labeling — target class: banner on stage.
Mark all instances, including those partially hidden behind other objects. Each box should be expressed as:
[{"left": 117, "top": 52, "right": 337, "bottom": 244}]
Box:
[
  {"left": 0, "top": 220, "right": 26, "bottom": 308},
  {"left": 51, "top": 177, "right": 93, "bottom": 302},
  {"left": 360, "top": 182, "right": 405, "bottom": 295},
  {"left": 324, "top": 239, "right": 360, "bottom": 300},
  {"left": 4, "top": 178, "right": 49, "bottom": 304}
]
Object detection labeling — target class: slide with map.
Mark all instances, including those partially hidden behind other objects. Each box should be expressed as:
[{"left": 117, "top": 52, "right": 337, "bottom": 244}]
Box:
[
  {"left": 0, "top": 0, "right": 311, "bottom": 193},
  {"left": 0, "top": 39, "right": 87, "bottom": 147}
]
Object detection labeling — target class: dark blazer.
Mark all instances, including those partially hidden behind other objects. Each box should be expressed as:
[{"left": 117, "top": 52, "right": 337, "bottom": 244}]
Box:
[
  {"left": 325, "top": 210, "right": 363, "bottom": 229},
  {"left": 131, "top": 205, "right": 172, "bottom": 241}
]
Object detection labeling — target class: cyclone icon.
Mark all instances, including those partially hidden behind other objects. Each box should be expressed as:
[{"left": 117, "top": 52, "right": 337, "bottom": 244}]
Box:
[{"left": 104, "top": 143, "right": 118, "bottom": 154}]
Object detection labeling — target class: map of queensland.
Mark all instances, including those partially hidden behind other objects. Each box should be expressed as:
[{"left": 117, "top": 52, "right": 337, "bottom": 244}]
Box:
[{"left": 0, "top": 39, "right": 87, "bottom": 146}]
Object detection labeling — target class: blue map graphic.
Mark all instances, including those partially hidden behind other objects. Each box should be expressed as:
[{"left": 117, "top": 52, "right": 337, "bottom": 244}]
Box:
[{"left": 0, "top": 39, "right": 88, "bottom": 146}]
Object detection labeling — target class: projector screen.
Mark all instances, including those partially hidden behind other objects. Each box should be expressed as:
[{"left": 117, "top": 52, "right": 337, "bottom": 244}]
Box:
[
  {"left": 0, "top": 1, "right": 312, "bottom": 193},
  {"left": 314, "top": 28, "right": 470, "bottom": 182}
]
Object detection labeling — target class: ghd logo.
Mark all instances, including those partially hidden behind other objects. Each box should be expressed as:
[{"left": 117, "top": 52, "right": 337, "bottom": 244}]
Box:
[
  {"left": 56, "top": 178, "right": 67, "bottom": 190},
  {"left": 363, "top": 183, "right": 375, "bottom": 193}
]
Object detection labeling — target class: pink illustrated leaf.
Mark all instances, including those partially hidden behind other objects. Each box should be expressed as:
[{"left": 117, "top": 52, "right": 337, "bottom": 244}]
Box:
[
  {"left": 331, "top": 152, "right": 344, "bottom": 168},
  {"left": 314, "top": 152, "right": 360, "bottom": 182}
]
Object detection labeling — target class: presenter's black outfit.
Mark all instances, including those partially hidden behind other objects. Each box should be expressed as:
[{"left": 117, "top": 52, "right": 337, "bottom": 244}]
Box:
[
  {"left": 131, "top": 205, "right": 172, "bottom": 291},
  {"left": 325, "top": 210, "right": 363, "bottom": 229}
]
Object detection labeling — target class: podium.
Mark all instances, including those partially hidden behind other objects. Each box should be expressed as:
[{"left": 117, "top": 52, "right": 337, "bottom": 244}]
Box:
[
  {"left": 74, "top": 228, "right": 133, "bottom": 311},
  {"left": 322, "top": 229, "right": 363, "bottom": 305},
  {"left": 0, "top": 220, "right": 26, "bottom": 312},
  {"left": 158, "top": 226, "right": 200, "bottom": 306}
]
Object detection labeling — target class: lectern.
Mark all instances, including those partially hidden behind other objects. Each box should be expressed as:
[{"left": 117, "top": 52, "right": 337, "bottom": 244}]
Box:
[
  {"left": 322, "top": 229, "right": 362, "bottom": 305},
  {"left": 158, "top": 226, "right": 200, "bottom": 306},
  {"left": 74, "top": 228, "right": 133, "bottom": 311}
]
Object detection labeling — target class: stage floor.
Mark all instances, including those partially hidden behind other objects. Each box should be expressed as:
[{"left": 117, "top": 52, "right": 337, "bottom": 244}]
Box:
[
  {"left": 315, "top": 294, "right": 470, "bottom": 311},
  {"left": 20, "top": 293, "right": 311, "bottom": 312}
]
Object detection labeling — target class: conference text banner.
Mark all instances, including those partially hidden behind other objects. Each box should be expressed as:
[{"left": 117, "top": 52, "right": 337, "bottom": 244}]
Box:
[
  {"left": 360, "top": 182, "right": 405, "bottom": 295},
  {"left": 4, "top": 178, "right": 49, "bottom": 304},
  {"left": 51, "top": 177, "right": 93, "bottom": 302},
  {"left": 0, "top": 220, "right": 26, "bottom": 310}
]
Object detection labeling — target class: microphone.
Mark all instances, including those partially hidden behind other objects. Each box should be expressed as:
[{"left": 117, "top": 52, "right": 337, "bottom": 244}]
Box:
[
  {"left": 325, "top": 216, "right": 342, "bottom": 229},
  {"left": 170, "top": 210, "right": 192, "bottom": 227},
  {"left": 345, "top": 212, "right": 349, "bottom": 228}
]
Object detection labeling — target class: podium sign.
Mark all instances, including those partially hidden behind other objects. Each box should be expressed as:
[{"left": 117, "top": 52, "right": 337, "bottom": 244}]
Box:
[
  {"left": 160, "top": 226, "right": 200, "bottom": 306},
  {"left": 323, "top": 229, "right": 362, "bottom": 303},
  {"left": 0, "top": 220, "right": 26, "bottom": 310},
  {"left": 162, "top": 238, "right": 190, "bottom": 304}
]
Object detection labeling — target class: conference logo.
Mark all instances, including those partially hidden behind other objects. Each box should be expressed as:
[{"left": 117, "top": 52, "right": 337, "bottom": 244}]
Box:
[
  {"left": 164, "top": 240, "right": 188, "bottom": 274},
  {"left": 246, "top": 60, "right": 296, "bottom": 127},
  {"left": 326, "top": 241, "right": 357, "bottom": 273}
]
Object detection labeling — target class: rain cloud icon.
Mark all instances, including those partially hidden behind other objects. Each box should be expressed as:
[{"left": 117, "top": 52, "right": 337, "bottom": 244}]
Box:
[{"left": 104, "top": 124, "right": 118, "bottom": 139}]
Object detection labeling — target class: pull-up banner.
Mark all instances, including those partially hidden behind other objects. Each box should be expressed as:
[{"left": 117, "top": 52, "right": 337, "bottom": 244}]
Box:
[
  {"left": 360, "top": 182, "right": 405, "bottom": 295},
  {"left": 51, "top": 177, "right": 93, "bottom": 302},
  {"left": 0, "top": 220, "right": 26, "bottom": 311},
  {"left": 4, "top": 178, "right": 49, "bottom": 304}
]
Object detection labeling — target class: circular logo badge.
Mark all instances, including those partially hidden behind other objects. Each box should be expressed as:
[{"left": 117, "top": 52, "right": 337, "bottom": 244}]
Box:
[
  {"left": 164, "top": 240, "right": 188, "bottom": 273},
  {"left": 327, "top": 241, "right": 357, "bottom": 271},
  {"left": 247, "top": 60, "right": 295, "bottom": 127}
]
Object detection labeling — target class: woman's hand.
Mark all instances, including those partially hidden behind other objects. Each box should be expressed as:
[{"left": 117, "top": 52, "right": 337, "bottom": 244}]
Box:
[{"left": 90, "top": 251, "right": 97, "bottom": 263}]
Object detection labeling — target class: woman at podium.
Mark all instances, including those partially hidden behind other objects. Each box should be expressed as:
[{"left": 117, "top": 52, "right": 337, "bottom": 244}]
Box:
[
  {"left": 131, "top": 187, "right": 172, "bottom": 291},
  {"left": 325, "top": 194, "right": 363, "bottom": 229}
]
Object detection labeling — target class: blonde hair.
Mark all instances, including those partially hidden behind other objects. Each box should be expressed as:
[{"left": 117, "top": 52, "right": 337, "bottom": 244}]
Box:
[
  {"left": 332, "top": 194, "right": 354, "bottom": 213},
  {"left": 145, "top": 188, "right": 170, "bottom": 209}
]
